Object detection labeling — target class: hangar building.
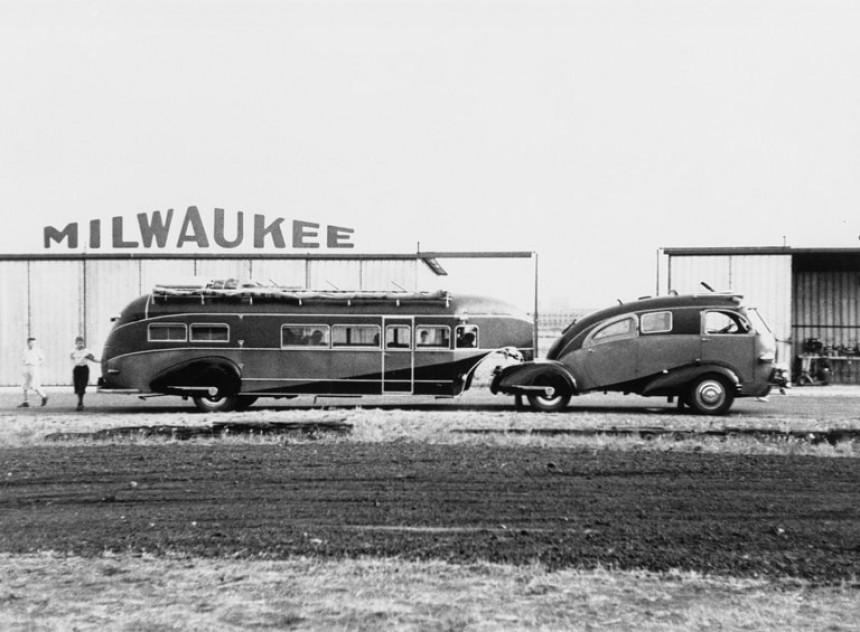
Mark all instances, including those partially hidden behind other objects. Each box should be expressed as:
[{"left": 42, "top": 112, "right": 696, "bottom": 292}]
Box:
[{"left": 665, "top": 246, "right": 860, "bottom": 384}]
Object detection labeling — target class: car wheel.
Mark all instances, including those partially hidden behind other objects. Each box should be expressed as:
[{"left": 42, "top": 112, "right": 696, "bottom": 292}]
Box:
[
  {"left": 526, "top": 379, "right": 571, "bottom": 412},
  {"left": 687, "top": 376, "right": 734, "bottom": 415}
]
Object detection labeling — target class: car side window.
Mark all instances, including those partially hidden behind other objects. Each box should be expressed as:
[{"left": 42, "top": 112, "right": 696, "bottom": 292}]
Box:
[
  {"left": 703, "top": 311, "right": 750, "bottom": 335},
  {"left": 640, "top": 311, "right": 672, "bottom": 334},
  {"left": 588, "top": 316, "right": 638, "bottom": 345}
]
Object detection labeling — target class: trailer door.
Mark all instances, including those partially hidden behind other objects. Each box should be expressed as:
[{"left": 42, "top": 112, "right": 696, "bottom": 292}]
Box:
[{"left": 382, "top": 317, "right": 414, "bottom": 393}]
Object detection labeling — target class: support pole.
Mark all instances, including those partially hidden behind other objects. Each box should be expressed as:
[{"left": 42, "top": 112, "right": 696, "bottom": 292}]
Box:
[{"left": 533, "top": 251, "right": 539, "bottom": 358}]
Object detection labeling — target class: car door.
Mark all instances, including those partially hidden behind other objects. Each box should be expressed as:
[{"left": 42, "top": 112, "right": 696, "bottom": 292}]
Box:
[
  {"left": 635, "top": 308, "right": 701, "bottom": 379},
  {"left": 579, "top": 314, "right": 639, "bottom": 390},
  {"left": 700, "top": 310, "right": 756, "bottom": 383}
]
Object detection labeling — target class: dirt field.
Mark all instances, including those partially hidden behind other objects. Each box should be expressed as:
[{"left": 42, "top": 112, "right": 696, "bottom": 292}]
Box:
[
  {"left": 1, "top": 388, "right": 859, "bottom": 630},
  {"left": 2, "top": 441, "right": 859, "bottom": 583},
  {"left": 3, "top": 388, "right": 860, "bottom": 582}
]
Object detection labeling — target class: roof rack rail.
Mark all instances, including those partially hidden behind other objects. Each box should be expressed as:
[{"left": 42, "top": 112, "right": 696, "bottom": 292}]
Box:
[{"left": 150, "top": 280, "right": 452, "bottom": 307}]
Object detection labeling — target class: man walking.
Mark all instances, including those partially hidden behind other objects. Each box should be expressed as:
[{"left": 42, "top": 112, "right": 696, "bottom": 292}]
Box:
[{"left": 19, "top": 336, "right": 48, "bottom": 407}]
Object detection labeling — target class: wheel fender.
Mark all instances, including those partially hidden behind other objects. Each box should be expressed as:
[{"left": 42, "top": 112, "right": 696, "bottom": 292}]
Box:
[
  {"left": 150, "top": 356, "right": 242, "bottom": 394},
  {"left": 641, "top": 365, "right": 740, "bottom": 396},
  {"left": 491, "top": 360, "right": 578, "bottom": 395}
]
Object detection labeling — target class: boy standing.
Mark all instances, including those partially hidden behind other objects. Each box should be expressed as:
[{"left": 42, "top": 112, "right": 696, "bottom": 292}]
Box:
[{"left": 70, "top": 336, "right": 99, "bottom": 411}]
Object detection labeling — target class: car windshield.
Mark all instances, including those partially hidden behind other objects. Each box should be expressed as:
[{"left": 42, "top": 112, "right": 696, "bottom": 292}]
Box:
[{"left": 744, "top": 308, "right": 772, "bottom": 334}]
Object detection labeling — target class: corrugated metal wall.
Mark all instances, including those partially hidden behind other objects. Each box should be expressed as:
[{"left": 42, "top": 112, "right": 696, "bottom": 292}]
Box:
[
  {"left": 669, "top": 255, "right": 733, "bottom": 294},
  {"left": 0, "top": 262, "right": 29, "bottom": 388},
  {"left": 0, "top": 257, "right": 432, "bottom": 386},
  {"left": 668, "top": 254, "right": 793, "bottom": 367},
  {"left": 793, "top": 270, "right": 860, "bottom": 383},
  {"left": 28, "top": 261, "right": 83, "bottom": 388}
]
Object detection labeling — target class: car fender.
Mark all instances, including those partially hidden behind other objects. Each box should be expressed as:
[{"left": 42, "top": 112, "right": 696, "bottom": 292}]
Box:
[
  {"left": 640, "top": 364, "right": 740, "bottom": 396},
  {"left": 491, "top": 360, "right": 578, "bottom": 395}
]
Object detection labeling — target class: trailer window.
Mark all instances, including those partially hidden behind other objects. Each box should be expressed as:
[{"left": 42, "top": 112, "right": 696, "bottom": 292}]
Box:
[
  {"left": 640, "top": 311, "right": 672, "bottom": 334},
  {"left": 416, "top": 326, "right": 450, "bottom": 349},
  {"left": 385, "top": 325, "right": 412, "bottom": 349},
  {"left": 281, "top": 325, "right": 330, "bottom": 347},
  {"left": 190, "top": 324, "right": 230, "bottom": 342},
  {"left": 455, "top": 324, "right": 478, "bottom": 348},
  {"left": 332, "top": 325, "right": 381, "bottom": 348},
  {"left": 148, "top": 323, "right": 187, "bottom": 342}
]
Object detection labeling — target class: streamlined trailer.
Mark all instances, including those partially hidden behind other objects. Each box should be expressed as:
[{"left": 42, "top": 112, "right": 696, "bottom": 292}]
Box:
[
  {"left": 492, "top": 293, "right": 780, "bottom": 415},
  {"left": 98, "top": 280, "right": 534, "bottom": 411}
]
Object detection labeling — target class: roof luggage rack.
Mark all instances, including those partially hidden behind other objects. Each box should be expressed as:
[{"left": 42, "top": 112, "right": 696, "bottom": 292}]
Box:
[{"left": 151, "top": 279, "right": 451, "bottom": 307}]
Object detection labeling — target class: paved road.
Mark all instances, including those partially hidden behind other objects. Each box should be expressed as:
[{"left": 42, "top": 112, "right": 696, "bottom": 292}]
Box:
[{"left": 2, "top": 385, "right": 859, "bottom": 420}]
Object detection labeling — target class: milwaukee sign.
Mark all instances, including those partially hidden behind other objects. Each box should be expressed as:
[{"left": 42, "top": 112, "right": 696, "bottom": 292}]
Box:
[{"left": 43, "top": 207, "right": 355, "bottom": 250}]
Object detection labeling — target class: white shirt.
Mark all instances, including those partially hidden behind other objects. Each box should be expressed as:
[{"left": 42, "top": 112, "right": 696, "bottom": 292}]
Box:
[
  {"left": 22, "top": 347, "right": 44, "bottom": 367},
  {"left": 71, "top": 347, "right": 94, "bottom": 367}
]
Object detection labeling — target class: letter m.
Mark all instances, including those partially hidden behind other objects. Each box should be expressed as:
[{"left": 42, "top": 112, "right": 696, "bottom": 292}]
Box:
[{"left": 44, "top": 223, "right": 78, "bottom": 249}]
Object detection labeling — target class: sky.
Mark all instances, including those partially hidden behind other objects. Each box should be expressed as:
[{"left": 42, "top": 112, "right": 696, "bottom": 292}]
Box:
[{"left": 2, "top": 0, "right": 860, "bottom": 311}]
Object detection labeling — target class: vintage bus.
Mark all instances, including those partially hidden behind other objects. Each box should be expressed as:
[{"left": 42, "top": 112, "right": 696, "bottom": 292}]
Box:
[{"left": 98, "top": 280, "right": 534, "bottom": 411}]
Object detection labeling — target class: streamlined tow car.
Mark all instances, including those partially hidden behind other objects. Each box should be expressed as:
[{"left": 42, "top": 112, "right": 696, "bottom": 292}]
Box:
[
  {"left": 492, "top": 293, "right": 779, "bottom": 415},
  {"left": 98, "top": 280, "right": 534, "bottom": 411}
]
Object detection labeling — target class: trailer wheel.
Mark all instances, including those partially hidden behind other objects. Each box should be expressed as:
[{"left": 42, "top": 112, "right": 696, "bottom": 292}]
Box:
[
  {"left": 526, "top": 378, "right": 571, "bottom": 412},
  {"left": 191, "top": 367, "right": 240, "bottom": 412},
  {"left": 193, "top": 393, "right": 239, "bottom": 413},
  {"left": 687, "top": 376, "right": 734, "bottom": 416}
]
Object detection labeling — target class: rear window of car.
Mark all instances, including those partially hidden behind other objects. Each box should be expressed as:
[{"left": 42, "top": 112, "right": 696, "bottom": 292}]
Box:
[{"left": 589, "top": 316, "right": 637, "bottom": 344}]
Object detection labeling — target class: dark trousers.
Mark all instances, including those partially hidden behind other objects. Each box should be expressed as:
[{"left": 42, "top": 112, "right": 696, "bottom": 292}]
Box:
[{"left": 73, "top": 365, "right": 90, "bottom": 395}]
